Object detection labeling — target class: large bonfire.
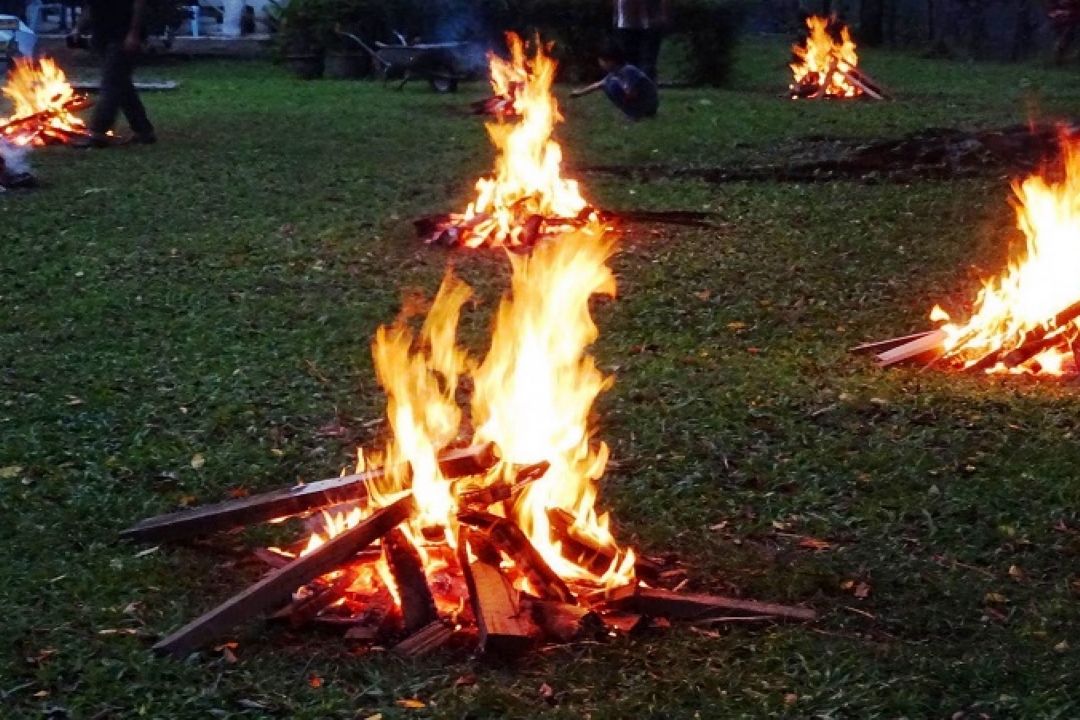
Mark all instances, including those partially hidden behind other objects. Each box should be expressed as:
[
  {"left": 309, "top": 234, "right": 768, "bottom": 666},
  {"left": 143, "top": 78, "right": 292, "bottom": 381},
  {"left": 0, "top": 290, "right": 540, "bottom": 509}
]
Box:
[
  {"left": 928, "top": 135, "right": 1080, "bottom": 375},
  {"left": 424, "top": 33, "right": 593, "bottom": 249},
  {"left": 1, "top": 57, "right": 90, "bottom": 146}
]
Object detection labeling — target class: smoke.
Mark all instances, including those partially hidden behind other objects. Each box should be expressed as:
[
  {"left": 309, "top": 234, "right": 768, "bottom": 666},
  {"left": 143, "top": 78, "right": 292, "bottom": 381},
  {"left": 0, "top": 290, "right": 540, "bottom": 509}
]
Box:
[{"left": 0, "top": 140, "right": 31, "bottom": 176}]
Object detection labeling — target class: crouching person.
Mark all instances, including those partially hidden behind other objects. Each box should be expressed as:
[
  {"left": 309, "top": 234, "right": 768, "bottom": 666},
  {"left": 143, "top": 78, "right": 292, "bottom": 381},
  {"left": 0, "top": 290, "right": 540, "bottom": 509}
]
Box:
[
  {"left": 69, "top": 0, "right": 156, "bottom": 147},
  {"left": 571, "top": 43, "right": 659, "bottom": 121}
]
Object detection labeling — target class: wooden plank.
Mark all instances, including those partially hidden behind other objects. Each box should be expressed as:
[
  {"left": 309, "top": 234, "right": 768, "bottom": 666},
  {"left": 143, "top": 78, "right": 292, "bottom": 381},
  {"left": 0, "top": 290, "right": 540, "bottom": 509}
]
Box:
[
  {"left": 844, "top": 66, "right": 889, "bottom": 100},
  {"left": 121, "top": 444, "right": 493, "bottom": 543},
  {"left": 594, "top": 584, "right": 816, "bottom": 622},
  {"left": 457, "top": 529, "right": 535, "bottom": 657},
  {"left": 546, "top": 507, "right": 660, "bottom": 582},
  {"left": 383, "top": 528, "right": 437, "bottom": 634},
  {"left": 273, "top": 568, "right": 358, "bottom": 628},
  {"left": 849, "top": 330, "right": 936, "bottom": 356},
  {"left": 876, "top": 329, "right": 948, "bottom": 367},
  {"left": 528, "top": 599, "right": 605, "bottom": 643},
  {"left": 152, "top": 494, "right": 415, "bottom": 657},
  {"left": 458, "top": 511, "right": 575, "bottom": 604},
  {"left": 391, "top": 621, "right": 454, "bottom": 657}
]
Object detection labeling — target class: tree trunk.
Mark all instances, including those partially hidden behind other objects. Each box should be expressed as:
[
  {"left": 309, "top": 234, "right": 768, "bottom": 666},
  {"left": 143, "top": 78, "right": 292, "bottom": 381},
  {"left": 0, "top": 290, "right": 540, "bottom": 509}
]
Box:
[{"left": 860, "top": 0, "right": 885, "bottom": 44}]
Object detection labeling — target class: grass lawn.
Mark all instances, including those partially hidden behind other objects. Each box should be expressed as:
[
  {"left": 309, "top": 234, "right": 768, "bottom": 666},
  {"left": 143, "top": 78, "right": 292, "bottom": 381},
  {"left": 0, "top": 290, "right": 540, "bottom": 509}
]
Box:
[{"left": 2, "top": 37, "right": 1079, "bottom": 719}]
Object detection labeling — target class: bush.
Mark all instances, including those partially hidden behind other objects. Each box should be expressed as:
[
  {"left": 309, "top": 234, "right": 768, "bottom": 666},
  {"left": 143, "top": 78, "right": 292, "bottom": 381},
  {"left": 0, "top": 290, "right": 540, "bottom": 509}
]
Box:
[{"left": 276, "top": 0, "right": 747, "bottom": 85}]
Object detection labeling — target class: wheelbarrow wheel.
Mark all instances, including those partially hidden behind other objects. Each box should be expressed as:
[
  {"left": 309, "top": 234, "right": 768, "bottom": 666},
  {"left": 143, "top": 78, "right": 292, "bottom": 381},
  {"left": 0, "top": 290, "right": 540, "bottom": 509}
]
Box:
[{"left": 429, "top": 77, "right": 459, "bottom": 93}]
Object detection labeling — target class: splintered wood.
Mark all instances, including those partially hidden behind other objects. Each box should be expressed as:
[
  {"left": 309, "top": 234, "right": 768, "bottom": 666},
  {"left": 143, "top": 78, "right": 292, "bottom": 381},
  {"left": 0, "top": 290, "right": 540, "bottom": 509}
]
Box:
[{"left": 129, "top": 454, "right": 816, "bottom": 661}]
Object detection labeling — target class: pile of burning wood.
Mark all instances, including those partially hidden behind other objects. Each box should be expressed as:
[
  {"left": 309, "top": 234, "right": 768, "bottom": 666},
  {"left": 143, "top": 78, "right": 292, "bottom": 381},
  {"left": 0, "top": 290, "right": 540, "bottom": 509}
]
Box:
[
  {"left": 1, "top": 57, "right": 91, "bottom": 147},
  {"left": 419, "top": 33, "right": 596, "bottom": 250},
  {"left": 856, "top": 133, "right": 1080, "bottom": 376},
  {"left": 790, "top": 16, "right": 886, "bottom": 100},
  {"left": 127, "top": 222, "right": 813, "bottom": 659}
]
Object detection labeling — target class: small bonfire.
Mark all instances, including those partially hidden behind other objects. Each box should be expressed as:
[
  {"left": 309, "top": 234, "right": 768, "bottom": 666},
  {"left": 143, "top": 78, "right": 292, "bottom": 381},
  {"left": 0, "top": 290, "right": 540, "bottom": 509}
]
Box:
[
  {"left": 1, "top": 57, "right": 92, "bottom": 146},
  {"left": 790, "top": 15, "right": 886, "bottom": 100},
  {"left": 858, "top": 133, "right": 1080, "bottom": 375},
  {"left": 125, "top": 219, "right": 814, "bottom": 660},
  {"left": 418, "top": 33, "right": 596, "bottom": 250}
]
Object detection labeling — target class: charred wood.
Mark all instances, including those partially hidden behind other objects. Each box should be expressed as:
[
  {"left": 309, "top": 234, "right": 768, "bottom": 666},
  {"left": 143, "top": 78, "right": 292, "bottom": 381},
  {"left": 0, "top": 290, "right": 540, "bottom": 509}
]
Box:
[
  {"left": 458, "top": 510, "right": 575, "bottom": 604},
  {"left": 545, "top": 507, "right": 660, "bottom": 582},
  {"left": 392, "top": 620, "right": 454, "bottom": 657},
  {"left": 457, "top": 528, "right": 536, "bottom": 657},
  {"left": 383, "top": 528, "right": 438, "bottom": 635},
  {"left": 121, "top": 444, "right": 493, "bottom": 543},
  {"left": 528, "top": 599, "right": 605, "bottom": 643},
  {"left": 152, "top": 494, "right": 415, "bottom": 657},
  {"left": 594, "top": 584, "right": 816, "bottom": 623}
]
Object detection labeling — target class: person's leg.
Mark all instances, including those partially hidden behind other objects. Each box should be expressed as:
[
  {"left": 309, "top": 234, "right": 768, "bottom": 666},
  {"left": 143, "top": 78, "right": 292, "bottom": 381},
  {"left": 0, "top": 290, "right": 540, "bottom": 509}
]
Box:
[
  {"left": 618, "top": 28, "right": 643, "bottom": 69},
  {"left": 88, "top": 43, "right": 125, "bottom": 137},
  {"left": 640, "top": 29, "right": 662, "bottom": 82},
  {"left": 118, "top": 58, "right": 155, "bottom": 140}
]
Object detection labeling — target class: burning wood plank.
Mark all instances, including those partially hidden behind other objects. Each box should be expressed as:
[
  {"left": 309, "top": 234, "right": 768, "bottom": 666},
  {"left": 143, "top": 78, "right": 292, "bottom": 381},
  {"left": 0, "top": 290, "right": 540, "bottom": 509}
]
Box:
[
  {"left": 392, "top": 620, "right": 454, "bottom": 657},
  {"left": 272, "top": 568, "right": 358, "bottom": 628},
  {"left": 594, "top": 585, "right": 817, "bottom": 623},
  {"left": 849, "top": 330, "right": 938, "bottom": 356},
  {"left": 121, "top": 444, "right": 493, "bottom": 543},
  {"left": 527, "top": 599, "right": 605, "bottom": 643},
  {"left": 152, "top": 494, "right": 415, "bottom": 657},
  {"left": 458, "top": 510, "right": 576, "bottom": 604},
  {"left": 875, "top": 329, "right": 948, "bottom": 367},
  {"left": 789, "top": 16, "right": 882, "bottom": 100},
  {"left": 458, "top": 528, "right": 537, "bottom": 657},
  {"left": 383, "top": 528, "right": 437, "bottom": 634},
  {"left": 546, "top": 507, "right": 660, "bottom": 581}
]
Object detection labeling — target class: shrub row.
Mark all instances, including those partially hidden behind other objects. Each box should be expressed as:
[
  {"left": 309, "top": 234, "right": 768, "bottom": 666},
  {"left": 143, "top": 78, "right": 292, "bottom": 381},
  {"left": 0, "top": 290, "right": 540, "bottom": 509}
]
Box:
[{"left": 279, "top": 0, "right": 748, "bottom": 86}]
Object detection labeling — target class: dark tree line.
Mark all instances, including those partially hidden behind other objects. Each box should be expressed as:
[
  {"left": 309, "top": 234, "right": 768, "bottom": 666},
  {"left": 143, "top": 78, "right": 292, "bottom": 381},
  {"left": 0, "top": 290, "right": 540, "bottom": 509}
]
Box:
[{"left": 754, "top": 0, "right": 1067, "bottom": 61}]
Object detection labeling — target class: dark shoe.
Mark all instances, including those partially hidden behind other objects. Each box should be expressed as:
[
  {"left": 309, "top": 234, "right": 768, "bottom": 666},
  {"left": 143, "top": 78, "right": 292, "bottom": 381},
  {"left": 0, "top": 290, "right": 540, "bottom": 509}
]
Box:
[{"left": 69, "top": 132, "right": 113, "bottom": 149}]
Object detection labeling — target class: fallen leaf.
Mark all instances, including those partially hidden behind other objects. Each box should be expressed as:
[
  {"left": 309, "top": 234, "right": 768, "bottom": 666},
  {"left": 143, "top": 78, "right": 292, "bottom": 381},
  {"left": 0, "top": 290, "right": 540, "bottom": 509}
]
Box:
[
  {"left": 984, "top": 592, "right": 1008, "bottom": 605},
  {"left": 237, "top": 699, "right": 272, "bottom": 711},
  {"left": 726, "top": 321, "right": 746, "bottom": 331},
  {"left": 784, "top": 693, "right": 798, "bottom": 706},
  {"left": 539, "top": 683, "right": 556, "bottom": 705},
  {"left": 97, "top": 628, "right": 138, "bottom": 636},
  {"left": 798, "top": 537, "right": 832, "bottom": 551},
  {"left": 853, "top": 582, "right": 871, "bottom": 599},
  {"left": 308, "top": 675, "right": 323, "bottom": 689},
  {"left": 133, "top": 546, "right": 159, "bottom": 558},
  {"left": 1054, "top": 639, "right": 1070, "bottom": 653},
  {"left": 177, "top": 495, "right": 197, "bottom": 508},
  {"left": 228, "top": 487, "right": 249, "bottom": 499},
  {"left": 1008, "top": 565, "right": 1024, "bottom": 581},
  {"left": 454, "top": 673, "right": 477, "bottom": 687},
  {"left": 694, "top": 289, "right": 711, "bottom": 301},
  {"left": 0, "top": 465, "right": 22, "bottom": 479},
  {"left": 190, "top": 453, "right": 206, "bottom": 470},
  {"left": 395, "top": 698, "right": 425, "bottom": 709}
]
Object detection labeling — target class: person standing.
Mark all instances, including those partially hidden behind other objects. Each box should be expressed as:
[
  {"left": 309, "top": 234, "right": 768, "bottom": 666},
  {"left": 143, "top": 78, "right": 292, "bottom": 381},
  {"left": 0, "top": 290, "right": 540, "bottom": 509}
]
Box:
[
  {"left": 1049, "top": 0, "right": 1080, "bottom": 64},
  {"left": 613, "top": 0, "right": 669, "bottom": 82},
  {"left": 69, "top": 0, "right": 156, "bottom": 147}
]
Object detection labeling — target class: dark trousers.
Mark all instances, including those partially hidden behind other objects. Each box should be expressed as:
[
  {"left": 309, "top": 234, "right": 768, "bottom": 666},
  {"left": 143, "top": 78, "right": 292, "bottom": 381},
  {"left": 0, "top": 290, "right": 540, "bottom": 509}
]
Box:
[
  {"left": 617, "top": 28, "right": 663, "bottom": 82},
  {"left": 89, "top": 42, "right": 154, "bottom": 137}
]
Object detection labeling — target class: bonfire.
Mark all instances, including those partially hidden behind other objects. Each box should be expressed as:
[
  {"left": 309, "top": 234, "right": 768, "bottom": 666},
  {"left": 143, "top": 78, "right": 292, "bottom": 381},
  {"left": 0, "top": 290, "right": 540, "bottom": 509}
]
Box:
[
  {"left": 127, "top": 216, "right": 813, "bottom": 658},
  {"left": 790, "top": 16, "right": 885, "bottom": 100},
  {"left": 420, "top": 33, "right": 595, "bottom": 249},
  {"left": 0, "top": 57, "right": 91, "bottom": 146},
  {"left": 859, "top": 133, "right": 1080, "bottom": 375}
]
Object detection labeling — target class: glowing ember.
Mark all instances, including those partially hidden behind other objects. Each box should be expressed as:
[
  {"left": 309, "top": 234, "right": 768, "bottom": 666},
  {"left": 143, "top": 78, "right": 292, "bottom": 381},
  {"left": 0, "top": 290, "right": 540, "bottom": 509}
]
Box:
[
  {"left": 930, "top": 135, "right": 1080, "bottom": 375},
  {"left": 277, "top": 218, "right": 635, "bottom": 619},
  {"left": 433, "top": 33, "right": 593, "bottom": 249},
  {"left": 1, "top": 57, "right": 91, "bottom": 146},
  {"left": 790, "top": 16, "right": 862, "bottom": 99}
]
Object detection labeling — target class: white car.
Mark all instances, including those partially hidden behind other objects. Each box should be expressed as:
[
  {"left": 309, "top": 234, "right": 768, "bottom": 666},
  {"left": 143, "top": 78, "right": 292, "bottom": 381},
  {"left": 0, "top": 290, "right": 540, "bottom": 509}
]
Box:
[{"left": 0, "top": 14, "right": 36, "bottom": 66}]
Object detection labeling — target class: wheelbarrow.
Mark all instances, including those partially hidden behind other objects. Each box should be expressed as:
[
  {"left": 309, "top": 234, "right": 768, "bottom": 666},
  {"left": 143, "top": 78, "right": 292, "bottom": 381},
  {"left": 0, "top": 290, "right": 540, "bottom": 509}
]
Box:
[{"left": 335, "top": 28, "right": 482, "bottom": 93}]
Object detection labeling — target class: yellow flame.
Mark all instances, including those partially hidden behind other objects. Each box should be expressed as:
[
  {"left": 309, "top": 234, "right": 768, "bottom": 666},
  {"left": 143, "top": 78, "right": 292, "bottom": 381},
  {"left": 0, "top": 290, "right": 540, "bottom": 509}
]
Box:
[
  {"left": 454, "top": 32, "right": 590, "bottom": 248},
  {"left": 932, "top": 135, "right": 1080, "bottom": 375},
  {"left": 1, "top": 57, "right": 86, "bottom": 146},
  {"left": 790, "top": 16, "right": 861, "bottom": 99}
]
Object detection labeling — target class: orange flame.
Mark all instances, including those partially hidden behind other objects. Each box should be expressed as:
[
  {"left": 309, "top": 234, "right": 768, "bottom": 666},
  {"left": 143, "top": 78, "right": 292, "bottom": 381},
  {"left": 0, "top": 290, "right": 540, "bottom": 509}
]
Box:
[
  {"left": 931, "top": 135, "right": 1080, "bottom": 375},
  {"left": 283, "top": 219, "right": 636, "bottom": 612},
  {"left": 790, "top": 16, "right": 861, "bottom": 99},
  {"left": 1, "top": 57, "right": 88, "bottom": 146},
  {"left": 451, "top": 32, "right": 590, "bottom": 248}
]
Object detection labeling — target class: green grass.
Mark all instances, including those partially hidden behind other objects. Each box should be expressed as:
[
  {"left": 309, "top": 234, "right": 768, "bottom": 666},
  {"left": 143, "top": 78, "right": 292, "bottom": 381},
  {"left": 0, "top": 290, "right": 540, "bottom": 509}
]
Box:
[{"left": 2, "top": 37, "right": 1079, "bottom": 719}]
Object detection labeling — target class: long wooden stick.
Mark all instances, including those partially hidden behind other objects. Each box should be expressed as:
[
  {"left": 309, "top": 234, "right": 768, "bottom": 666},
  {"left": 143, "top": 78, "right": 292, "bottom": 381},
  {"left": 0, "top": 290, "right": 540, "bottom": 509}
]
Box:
[
  {"left": 152, "top": 494, "right": 415, "bottom": 657},
  {"left": 876, "top": 329, "right": 948, "bottom": 367},
  {"left": 595, "top": 585, "right": 816, "bottom": 622},
  {"left": 849, "top": 330, "right": 937, "bottom": 356},
  {"left": 122, "top": 444, "right": 492, "bottom": 543}
]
